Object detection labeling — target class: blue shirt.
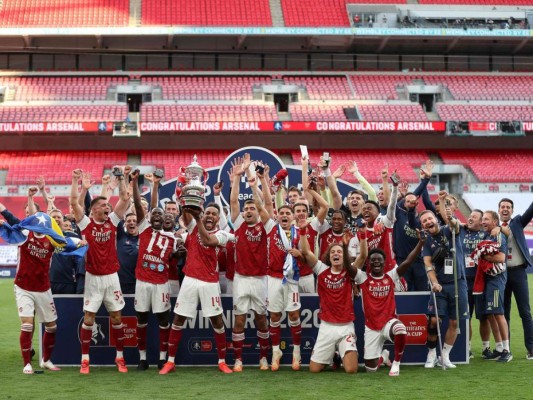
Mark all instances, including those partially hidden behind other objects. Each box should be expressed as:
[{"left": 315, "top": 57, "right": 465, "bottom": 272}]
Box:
[
  {"left": 116, "top": 220, "right": 139, "bottom": 286},
  {"left": 461, "top": 228, "right": 487, "bottom": 280},
  {"left": 49, "top": 231, "right": 85, "bottom": 285},
  {"left": 423, "top": 225, "right": 466, "bottom": 284}
]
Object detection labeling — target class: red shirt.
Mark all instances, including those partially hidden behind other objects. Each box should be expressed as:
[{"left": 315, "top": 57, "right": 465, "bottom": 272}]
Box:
[
  {"left": 223, "top": 238, "right": 236, "bottom": 281},
  {"left": 319, "top": 228, "right": 350, "bottom": 260},
  {"left": 183, "top": 223, "right": 230, "bottom": 283},
  {"left": 135, "top": 219, "right": 176, "bottom": 285},
  {"left": 15, "top": 232, "right": 54, "bottom": 292},
  {"left": 294, "top": 218, "right": 326, "bottom": 277},
  {"left": 350, "top": 223, "right": 396, "bottom": 273},
  {"left": 314, "top": 261, "right": 355, "bottom": 324},
  {"left": 267, "top": 223, "right": 290, "bottom": 278},
  {"left": 79, "top": 213, "right": 120, "bottom": 276},
  {"left": 233, "top": 215, "right": 273, "bottom": 277},
  {"left": 355, "top": 268, "right": 400, "bottom": 331}
]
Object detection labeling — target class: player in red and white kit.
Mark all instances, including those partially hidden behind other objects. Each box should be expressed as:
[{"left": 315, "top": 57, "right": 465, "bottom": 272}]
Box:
[
  {"left": 297, "top": 215, "right": 368, "bottom": 374},
  {"left": 159, "top": 204, "right": 234, "bottom": 374},
  {"left": 248, "top": 169, "right": 303, "bottom": 371},
  {"left": 353, "top": 231, "right": 426, "bottom": 376},
  {"left": 131, "top": 171, "right": 177, "bottom": 371},
  {"left": 318, "top": 209, "right": 353, "bottom": 260},
  {"left": 348, "top": 172, "right": 402, "bottom": 288},
  {"left": 7, "top": 188, "right": 61, "bottom": 374},
  {"left": 70, "top": 167, "right": 131, "bottom": 374},
  {"left": 229, "top": 154, "right": 273, "bottom": 372}
]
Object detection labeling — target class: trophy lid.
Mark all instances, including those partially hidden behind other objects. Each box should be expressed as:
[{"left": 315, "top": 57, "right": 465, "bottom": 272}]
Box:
[{"left": 185, "top": 154, "right": 204, "bottom": 177}]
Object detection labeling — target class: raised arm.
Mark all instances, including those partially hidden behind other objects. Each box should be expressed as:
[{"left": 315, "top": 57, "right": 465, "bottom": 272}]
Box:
[
  {"left": 78, "top": 172, "right": 94, "bottom": 209},
  {"left": 131, "top": 169, "right": 145, "bottom": 223},
  {"left": 230, "top": 156, "right": 246, "bottom": 224},
  {"left": 250, "top": 170, "right": 271, "bottom": 226},
  {"left": 113, "top": 166, "right": 131, "bottom": 220},
  {"left": 147, "top": 172, "right": 161, "bottom": 211},
  {"left": 70, "top": 169, "right": 85, "bottom": 223},
  {"left": 297, "top": 214, "right": 318, "bottom": 267},
  {"left": 183, "top": 208, "right": 220, "bottom": 247},
  {"left": 26, "top": 186, "right": 38, "bottom": 216},
  {"left": 397, "top": 230, "right": 426, "bottom": 276},
  {"left": 380, "top": 164, "right": 391, "bottom": 207},
  {"left": 256, "top": 163, "right": 274, "bottom": 219},
  {"left": 385, "top": 171, "right": 399, "bottom": 225},
  {"left": 328, "top": 163, "right": 344, "bottom": 210},
  {"left": 348, "top": 229, "right": 368, "bottom": 278},
  {"left": 36, "top": 176, "right": 54, "bottom": 213},
  {"left": 347, "top": 161, "right": 377, "bottom": 202},
  {"left": 304, "top": 185, "right": 329, "bottom": 224},
  {"left": 212, "top": 181, "right": 228, "bottom": 230}
]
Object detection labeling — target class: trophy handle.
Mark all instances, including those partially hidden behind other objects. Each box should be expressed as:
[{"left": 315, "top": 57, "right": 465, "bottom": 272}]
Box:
[{"left": 203, "top": 170, "right": 209, "bottom": 191}]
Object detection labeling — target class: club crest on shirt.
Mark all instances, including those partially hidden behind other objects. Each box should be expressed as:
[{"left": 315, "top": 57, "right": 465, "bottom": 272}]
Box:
[
  {"left": 104, "top": 223, "right": 110, "bottom": 229},
  {"left": 383, "top": 278, "right": 389, "bottom": 285}
]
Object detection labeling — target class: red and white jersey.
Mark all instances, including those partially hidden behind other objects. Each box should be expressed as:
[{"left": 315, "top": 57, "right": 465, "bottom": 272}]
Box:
[
  {"left": 135, "top": 219, "right": 176, "bottom": 285},
  {"left": 266, "top": 222, "right": 291, "bottom": 279},
  {"left": 348, "top": 223, "right": 396, "bottom": 273},
  {"left": 313, "top": 260, "right": 354, "bottom": 324},
  {"left": 222, "top": 236, "right": 236, "bottom": 281},
  {"left": 168, "top": 256, "right": 180, "bottom": 281},
  {"left": 183, "top": 221, "right": 231, "bottom": 283},
  {"left": 319, "top": 227, "right": 351, "bottom": 260},
  {"left": 15, "top": 231, "right": 54, "bottom": 292},
  {"left": 233, "top": 215, "right": 274, "bottom": 277},
  {"left": 354, "top": 268, "right": 400, "bottom": 331},
  {"left": 79, "top": 213, "right": 121, "bottom": 276},
  {"left": 295, "top": 217, "right": 328, "bottom": 277}
]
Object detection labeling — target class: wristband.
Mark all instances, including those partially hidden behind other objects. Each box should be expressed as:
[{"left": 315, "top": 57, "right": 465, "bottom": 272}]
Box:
[
  {"left": 299, "top": 226, "right": 307, "bottom": 235},
  {"left": 323, "top": 168, "right": 331, "bottom": 177},
  {"left": 356, "top": 230, "right": 366, "bottom": 240},
  {"left": 248, "top": 178, "right": 256, "bottom": 184}
]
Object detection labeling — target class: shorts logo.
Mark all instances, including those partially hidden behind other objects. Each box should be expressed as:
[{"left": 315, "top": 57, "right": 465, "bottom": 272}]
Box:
[
  {"left": 19, "top": 306, "right": 23, "bottom": 313},
  {"left": 84, "top": 300, "right": 90, "bottom": 306}
]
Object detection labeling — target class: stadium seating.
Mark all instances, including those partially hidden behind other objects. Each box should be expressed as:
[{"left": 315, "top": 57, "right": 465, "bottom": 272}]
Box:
[
  {"left": 439, "top": 151, "right": 533, "bottom": 183},
  {"left": 436, "top": 105, "right": 533, "bottom": 121},
  {"left": 141, "top": 0, "right": 272, "bottom": 26},
  {"left": 358, "top": 105, "right": 428, "bottom": 121},
  {"left": 423, "top": 75, "right": 533, "bottom": 101},
  {"left": 0, "top": 76, "right": 127, "bottom": 101},
  {"left": 0, "top": 0, "right": 129, "bottom": 26},
  {"left": 140, "top": 104, "right": 278, "bottom": 121},
  {"left": 291, "top": 150, "right": 429, "bottom": 183},
  {"left": 290, "top": 105, "right": 349, "bottom": 121},
  {"left": 141, "top": 76, "right": 271, "bottom": 101},
  {"left": 281, "top": 0, "right": 405, "bottom": 27},
  {"left": 1, "top": 151, "right": 128, "bottom": 185},
  {"left": 419, "top": 0, "right": 531, "bottom": 4},
  {"left": 282, "top": 76, "right": 353, "bottom": 100},
  {"left": 0, "top": 105, "right": 128, "bottom": 122},
  {"left": 351, "top": 75, "right": 416, "bottom": 100},
  {"left": 141, "top": 151, "right": 231, "bottom": 178}
]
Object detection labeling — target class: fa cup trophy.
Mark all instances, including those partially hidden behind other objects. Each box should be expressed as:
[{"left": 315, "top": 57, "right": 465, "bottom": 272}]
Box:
[{"left": 175, "top": 155, "right": 208, "bottom": 211}]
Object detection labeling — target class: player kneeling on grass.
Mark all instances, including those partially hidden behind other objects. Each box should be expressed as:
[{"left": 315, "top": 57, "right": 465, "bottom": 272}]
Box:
[
  {"left": 160, "top": 205, "right": 235, "bottom": 375},
  {"left": 354, "top": 231, "right": 426, "bottom": 376},
  {"left": 297, "top": 215, "right": 366, "bottom": 374}
]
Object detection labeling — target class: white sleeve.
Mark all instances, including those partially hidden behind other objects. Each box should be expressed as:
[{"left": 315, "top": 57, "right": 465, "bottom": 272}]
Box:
[
  {"left": 109, "top": 212, "right": 121, "bottom": 227},
  {"left": 311, "top": 217, "right": 329, "bottom": 234},
  {"left": 138, "top": 218, "right": 150, "bottom": 233},
  {"left": 214, "top": 195, "right": 228, "bottom": 230},
  {"left": 388, "top": 268, "right": 400, "bottom": 283},
  {"left": 353, "top": 270, "right": 368, "bottom": 285},
  {"left": 312, "top": 260, "right": 328, "bottom": 275},
  {"left": 347, "top": 236, "right": 360, "bottom": 258},
  {"left": 383, "top": 185, "right": 398, "bottom": 228},
  {"left": 77, "top": 215, "right": 91, "bottom": 231},
  {"left": 214, "top": 230, "right": 234, "bottom": 247},
  {"left": 233, "top": 214, "right": 244, "bottom": 230},
  {"left": 186, "top": 218, "right": 197, "bottom": 232},
  {"left": 264, "top": 218, "right": 276, "bottom": 234}
]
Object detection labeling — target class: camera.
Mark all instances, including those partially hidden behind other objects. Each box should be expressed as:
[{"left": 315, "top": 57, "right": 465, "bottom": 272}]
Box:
[
  {"left": 154, "top": 168, "right": 164, "bottom": 179},
  {"left": 255, "top": 165, "right": 265, "bottom": 175},
  {"left": 390, "top": 172, "right": 400, "bottom": 186},
  {"left": 112, "top": 167, "right": 123, "bottom": 177}
]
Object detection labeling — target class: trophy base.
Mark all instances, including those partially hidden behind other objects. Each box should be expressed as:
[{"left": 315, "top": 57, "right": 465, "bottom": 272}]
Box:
[{"left": 179, "top": 196, "right": 205, "bottom": 211}]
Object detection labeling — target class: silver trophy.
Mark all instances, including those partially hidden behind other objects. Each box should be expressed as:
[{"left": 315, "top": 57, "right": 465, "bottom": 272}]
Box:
[{"left": 176, "top": 155, "right": 208, "bottom": 211}]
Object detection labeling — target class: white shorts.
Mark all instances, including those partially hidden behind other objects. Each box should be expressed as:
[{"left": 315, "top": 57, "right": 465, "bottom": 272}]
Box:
[
  {"left": 83, "top": 272, "right": 125, "bottom": 313},
  {"left": 175, "top": 276, "right": 223, "bottom": 318},
  {"left": 267, "top": 276, "right": 301, "bottom": 313},
  {"left": 298, "top": 274, "right": 316, "bottom": 294},
  {"left": 364, "top": 318, "right": 401, "bottom": 360},
  {"left": 311, "top": 321, "right": 357, "bottom": 365},
  {"left": 14, "top": 285, "right": 57, "bottom": 323},
  {"left": 233, "top": 273, "right": 267, "bottom": 316},
  {"left": 134, "top": 280, "right": 171, "bottom": 314},
  {"left": 169, "top": 279, "right": 180, "bottom": 297}
]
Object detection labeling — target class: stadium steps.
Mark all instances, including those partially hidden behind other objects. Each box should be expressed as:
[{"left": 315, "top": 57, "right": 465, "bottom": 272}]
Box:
[
  {"left": 426, "top": 111, "right": 441, "bottom": 121},
  {"left": 279, "top": 153, "right": 294, "bottom": 166},
  {"left": 428, "top": 152, "right": 443, "bottom": 166},
  {"left": 0, "top": 170, "right": 7, "bottom": 186},
  {"left": 130, "top": 0, "right": 142, "bottom": 26},
  {"left": 456, "top": 197, "right": 471, "bottom": 222},
  {"left": 406, "top": 0, "right": 419, "bottom": 3},
  {"left": 269, "top": 0, "right": 285, "bottom": 27},
  {"left": 128, "top": 154, "right": 142, "bottom": 166}
]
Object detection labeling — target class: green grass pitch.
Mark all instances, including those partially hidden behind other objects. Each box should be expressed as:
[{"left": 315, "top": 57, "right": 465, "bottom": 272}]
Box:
[{"left": 0, "top": 278, "right": 531, "bottom": 400}]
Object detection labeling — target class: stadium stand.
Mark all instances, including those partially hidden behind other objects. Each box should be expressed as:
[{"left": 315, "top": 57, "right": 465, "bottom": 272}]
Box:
[
  {"left": 0, "top": 76, "right": 128, "bottom": 101},
  {"left": 439, "top": 151, "right": 533, "bottom": 183},
  {"left": 0, "top": 105, "right": 128, "bottom": 122},
  {"left": 141, "top": 76, "right": 271, "bottom": 101},
  {"left": 141, "top": 150, "right": 231, "bottom": 178},
  {"left": 0, "top": 0, "right": 129, "bottom": 27},
  {"left": 419, "top": 0, "right": 531, "bottom": 4},
  {"left": 436, "top": 105, "right": 533, "bottom": 121},
  {"left": 1, "top": 152, "right": 128, "bottom": 185},
  {"left": 141, "top": 0, "right": 272, "bottom": 26},
  {"left": 282, "top": 76, "right": 354, "bottom": 100},
  {"left": 140, "top": 104, "right": 278, "bottom": 121},
  {"left": 291, "top": 150, "right": 430, "bottom": 183},
  {"left": 290, "top": 105, "right": 349, "bottom": 121},
  {"left": 358, "top": 105, "right": 428, "bottom": 121}
]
